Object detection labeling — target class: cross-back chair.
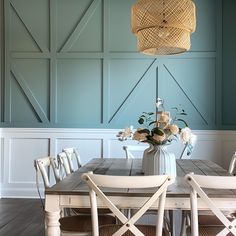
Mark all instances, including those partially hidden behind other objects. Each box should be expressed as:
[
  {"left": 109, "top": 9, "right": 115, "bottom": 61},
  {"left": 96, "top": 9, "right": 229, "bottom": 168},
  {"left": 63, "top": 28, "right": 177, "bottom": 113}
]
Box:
[
  {"left": 123, "top": 145, "right": 148, "bottom": 159},
  {"left": 123, "top": 145, "right": 173, "bottom": 233},
  {"left": 57, "top": 151, "right": 71, "bottom": 176},
  {"left": 185, "top": 173, "right": 236, "bottom": 236},
  {"left": 180, "top": 153, "right": 236, "bottom": 236},
  {"left": 82, "top": 172, "right": 174, "bottom": 236},
  {"left": 34, "top": 157, "right": 115, "bottom": 236},
  {"left": 62, "top": 147, "right": 82, "bottom": 172},
  {"left": 34, "top": 157, "right": 61, "bottom": 188}
]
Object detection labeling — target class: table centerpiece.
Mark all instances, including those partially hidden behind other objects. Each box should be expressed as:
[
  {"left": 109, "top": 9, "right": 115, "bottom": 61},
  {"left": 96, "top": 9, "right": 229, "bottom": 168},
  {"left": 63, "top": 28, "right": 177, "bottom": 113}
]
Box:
[{"left": 117, "top": 98, "right": 196, "bottom": 177}]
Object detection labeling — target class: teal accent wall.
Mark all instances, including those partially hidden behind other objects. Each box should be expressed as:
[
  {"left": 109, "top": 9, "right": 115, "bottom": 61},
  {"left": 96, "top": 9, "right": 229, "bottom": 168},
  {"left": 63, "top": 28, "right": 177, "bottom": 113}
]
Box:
[
  {"left": 222, "top": 0, "right": 236, "bottom": 128},
  {"left": 0, "top": 0, "right": 224, "bottom": 129}
]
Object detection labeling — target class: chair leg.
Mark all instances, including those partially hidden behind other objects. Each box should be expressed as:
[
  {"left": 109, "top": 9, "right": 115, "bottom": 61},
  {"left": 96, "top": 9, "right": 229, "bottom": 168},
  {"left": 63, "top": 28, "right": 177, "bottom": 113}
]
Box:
[
  {"left": 168, "top": 210, "right": 176, "bottom": 236},
  {"left": 180, "top": 210, "right": 190, "bottom": 236}
]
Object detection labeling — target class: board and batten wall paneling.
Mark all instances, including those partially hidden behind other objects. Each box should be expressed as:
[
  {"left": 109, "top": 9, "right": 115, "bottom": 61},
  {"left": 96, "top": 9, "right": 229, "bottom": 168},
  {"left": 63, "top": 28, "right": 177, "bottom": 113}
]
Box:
[
  {"left": 0, "top": 0, "right": 221, "bottom": 130},
  {"left": 222, "top": 0, "right": 236, "bottom": 128}
]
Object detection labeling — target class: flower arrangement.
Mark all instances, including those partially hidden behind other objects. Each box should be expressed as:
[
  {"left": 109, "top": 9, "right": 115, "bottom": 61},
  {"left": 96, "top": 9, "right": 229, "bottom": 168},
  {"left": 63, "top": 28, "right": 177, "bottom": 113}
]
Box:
[{"left": 117, "top": 98, "right": 197, "bottom": 156}]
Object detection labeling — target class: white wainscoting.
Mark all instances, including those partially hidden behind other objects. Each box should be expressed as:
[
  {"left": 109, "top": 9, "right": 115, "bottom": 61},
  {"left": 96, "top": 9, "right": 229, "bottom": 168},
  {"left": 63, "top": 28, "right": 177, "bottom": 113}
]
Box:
[{"left": 0, "top": 128, "right": 236, "bottom": 198}]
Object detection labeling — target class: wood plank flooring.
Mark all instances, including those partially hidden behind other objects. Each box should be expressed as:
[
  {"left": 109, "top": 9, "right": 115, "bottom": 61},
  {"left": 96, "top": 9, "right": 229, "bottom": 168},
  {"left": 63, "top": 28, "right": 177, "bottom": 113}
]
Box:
[{"left": 0, "top": 198, "right": 44, "bottom": 236}]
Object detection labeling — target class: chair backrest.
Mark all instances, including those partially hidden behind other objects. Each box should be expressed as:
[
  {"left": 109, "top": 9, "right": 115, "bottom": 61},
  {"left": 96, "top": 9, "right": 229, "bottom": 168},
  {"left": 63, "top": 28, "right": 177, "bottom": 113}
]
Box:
[
  {"left": 50, "top": 156, "right": 62, "bottom": 182},
  {"left": 228, "top": 152, "right": 236, "bottom": 175},
  {"left": 123, "top": 145, "right": 148, "bottom": 159},
  {"left": 82, "top": 172, "right": 174, "bottom": 236},
  {"left": 62, "top": 147, "right": 82, "bottom": 172},
  {"left": 34, "top": 156, "right": 61, "bottom": 188},
  {"left": 185, "top": 173, "right": 236, "bottom": 236},
  {"left": 57, "top": 152, "right": 71, "bottom": 176}
]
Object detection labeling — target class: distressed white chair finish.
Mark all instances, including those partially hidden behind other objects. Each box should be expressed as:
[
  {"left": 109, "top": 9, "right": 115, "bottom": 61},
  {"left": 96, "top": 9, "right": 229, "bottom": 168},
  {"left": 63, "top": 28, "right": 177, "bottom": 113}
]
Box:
[
  {"left": 50, "top": 156, "right": 62, "bottom": 183},
  {"left": 57, "top": 152, "right": 71, "bottom": 176},
  {"left": 228, "top": 152, "right": 236, "bottom": 175},
  {"left": 34, "top": 157, "right": 61, "bottom": 188},
  {"left": 185, "top": 173, "right": 236, "bottom": 236},
  {"left": 35, "top": 157, "right": 115, "bottom": 236},
  {"left": 63, "top": 147, "right": 82, "bottom": 172},
  {"left": 82, "top": 172, "right": 174, "bottom": 236},
  {"left": 180, "top": 154, "right": 236, "bottom": 236},
  {"left": 123, "top": 145, "right": 148, "bottom": 159},
  {"left": 35, "top": 157, "right": 52, "bottom": 188}
]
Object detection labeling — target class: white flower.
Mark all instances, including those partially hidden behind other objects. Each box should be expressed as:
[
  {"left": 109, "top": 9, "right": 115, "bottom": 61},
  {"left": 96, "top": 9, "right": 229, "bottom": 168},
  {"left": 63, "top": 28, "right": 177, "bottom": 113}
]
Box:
[
  {"left": 156, "top": 98, "right": 164, "bottom": 109},
  {"left": 180, "top": 127, "right": 192, "bottom": 143},
  {"left": 189, "top": 133, "right": 197, "bottom": 145},
  {"left": 117, "top": 126, "right": 133, "bottom": 141}
]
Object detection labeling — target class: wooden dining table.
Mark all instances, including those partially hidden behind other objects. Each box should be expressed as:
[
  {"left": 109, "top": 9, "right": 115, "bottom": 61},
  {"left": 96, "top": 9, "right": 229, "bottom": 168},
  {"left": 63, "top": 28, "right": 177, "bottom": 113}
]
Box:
[{"left": 45, "top": 158, "right": 236, "bottom": 236}]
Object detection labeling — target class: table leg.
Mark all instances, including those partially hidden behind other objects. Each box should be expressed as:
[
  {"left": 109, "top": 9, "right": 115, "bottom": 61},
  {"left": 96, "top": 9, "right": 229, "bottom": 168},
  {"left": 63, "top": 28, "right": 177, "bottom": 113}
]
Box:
[
  {"left": 45, "top": 211, "right": 60, "bottom": 236},
  {"left": 45, "top": 195, "right": 60, "bottom": 236}
]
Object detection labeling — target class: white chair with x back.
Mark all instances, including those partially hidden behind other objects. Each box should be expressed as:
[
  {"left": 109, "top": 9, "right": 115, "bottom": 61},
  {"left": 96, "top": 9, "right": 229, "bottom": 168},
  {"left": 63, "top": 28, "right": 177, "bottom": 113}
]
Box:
[{"left": 82, "top": 172, "right": 174, "bottom": 236}]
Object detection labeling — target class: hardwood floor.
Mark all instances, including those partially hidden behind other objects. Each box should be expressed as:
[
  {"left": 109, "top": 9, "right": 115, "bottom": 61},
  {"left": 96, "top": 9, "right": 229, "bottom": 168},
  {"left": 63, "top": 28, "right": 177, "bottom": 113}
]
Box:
[{"left": 0, "top": 198, "right": 45, "bottom": 236}]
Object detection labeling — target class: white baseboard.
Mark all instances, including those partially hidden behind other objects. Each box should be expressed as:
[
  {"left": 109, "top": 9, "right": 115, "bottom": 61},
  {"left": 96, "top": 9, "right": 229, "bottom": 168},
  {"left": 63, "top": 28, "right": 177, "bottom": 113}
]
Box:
[{"left": 1, "top": 128, "right": 236, "bottom": 198}]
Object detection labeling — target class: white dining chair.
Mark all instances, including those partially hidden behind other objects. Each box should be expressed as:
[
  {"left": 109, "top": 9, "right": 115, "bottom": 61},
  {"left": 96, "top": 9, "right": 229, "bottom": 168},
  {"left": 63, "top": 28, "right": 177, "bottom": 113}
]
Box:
[
  {"left": 185, "top": 173, "right": 236, "bottom": 236},
  {"left": 82, "top": 172, "right": 174, "bottom": 236},
  {"left": 123, "top": 145, "right": 148, "bottom": 159},
  {"left": 62, "top": 147, "right": 82, "bottom": 172},
  {"left": 34, "top": 157, "right": 115, "bottom": 236},
  {"left": 180, "top": 153, "right": 236, "bottom": 236},
  {"left": 57, "top": 152, "right": 71, "bottom": 176},
  {"left": 123, "top": 144, "right": 172, "bottom": 233}
]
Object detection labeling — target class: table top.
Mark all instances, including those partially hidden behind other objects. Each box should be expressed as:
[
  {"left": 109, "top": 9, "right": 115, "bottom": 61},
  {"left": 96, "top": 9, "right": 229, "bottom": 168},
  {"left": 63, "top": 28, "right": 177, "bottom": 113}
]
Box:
[{"left": 45, "top": 158, "right": 235, "bottom": 198}]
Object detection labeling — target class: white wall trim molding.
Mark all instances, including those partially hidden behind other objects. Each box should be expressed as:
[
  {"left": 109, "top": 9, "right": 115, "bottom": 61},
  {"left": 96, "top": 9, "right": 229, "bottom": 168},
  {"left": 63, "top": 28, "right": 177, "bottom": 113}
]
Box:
[{"left": 0, "top": 128, "right": 236, "bottom": 198}]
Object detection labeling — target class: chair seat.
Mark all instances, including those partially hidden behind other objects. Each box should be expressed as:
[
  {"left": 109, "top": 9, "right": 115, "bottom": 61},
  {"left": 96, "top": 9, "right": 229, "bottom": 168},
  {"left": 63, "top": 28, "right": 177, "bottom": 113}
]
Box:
[
  {"left": 199, "top": 226, "right": 234, "bottom": 236},
  {"left": 59, "top": 215, "right": 116, "bottom": 232},
  {"left": 99, "top": 224, "right": 170, "bottom": 236},
  {"left": 186, "top": 214, "right": 236, "bottom": 236},
  {"left": 199, "top": 213, "right": 236, "bottom": 226}
]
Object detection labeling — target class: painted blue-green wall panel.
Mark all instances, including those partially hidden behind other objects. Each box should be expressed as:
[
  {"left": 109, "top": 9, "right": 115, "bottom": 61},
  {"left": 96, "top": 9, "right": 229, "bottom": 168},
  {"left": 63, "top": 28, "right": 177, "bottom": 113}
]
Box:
[
  {"left": 108, "top": 59, "right": 154, "bottom": 118},
  {"left": 190, "top": 0, "right": 216, "bottom": 52},
  {"left": 69, "top": 0, "right": 103, "bottom": 52},
  {"left": 10, "top": 2, "right": 41, "bottom": 52},
  {"left": 57, "top": 0, "right": 93, "bottom": 51},
  {"left": 109, "top": 0, "right": 137, "bottom": 52},
  {"left": 10, "top": 0, "right": 50, "bottom": 52},
  {"left": 158, "top": 59, "right": 216, "bottom": 129},
  {"left": 108, "top": 59, "right": 157, "bottom": 126},
  {"left": 11, "top": 59, "right": 50, "bottom": 121},
  {"left": 11, "top": 59, "right": 50, "bottom": 119},
  {"left": 222, "top": 0, "right": 236, "bottom": 126},
  {"left": 57, "top": 59, "right": 102, "bottom": 124},
  {"left": 10, "top": 73, "right": 41, "bottom": 123}
]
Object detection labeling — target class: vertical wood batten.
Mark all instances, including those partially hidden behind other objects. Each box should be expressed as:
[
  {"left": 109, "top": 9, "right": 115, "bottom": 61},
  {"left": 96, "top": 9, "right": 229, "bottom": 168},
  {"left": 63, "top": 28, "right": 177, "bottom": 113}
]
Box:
[
  {"left": 215, "top": 0, "right": 222, "bottom": 129},
  {"left": 4, "top": 0, "right": 11, "bottom": 123},
  {"left": 50, "top": 0, "right": 57, "bottom": 124},
  {"left": 102, "top": 0, "right": 109, "bottom": 125}
]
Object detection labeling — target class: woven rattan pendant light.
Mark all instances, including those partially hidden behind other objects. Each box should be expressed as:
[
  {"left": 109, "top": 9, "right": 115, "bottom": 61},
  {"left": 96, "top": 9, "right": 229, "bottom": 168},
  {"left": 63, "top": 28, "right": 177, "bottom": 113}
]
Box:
[{"left": 131, "top": 0, "right": 196, "bottom": 55}]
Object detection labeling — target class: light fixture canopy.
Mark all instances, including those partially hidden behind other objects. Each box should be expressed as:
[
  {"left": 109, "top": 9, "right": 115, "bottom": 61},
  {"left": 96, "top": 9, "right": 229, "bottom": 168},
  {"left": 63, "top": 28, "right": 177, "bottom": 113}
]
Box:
[{"left": 131, "top": 0, "right": 196, "bottom": 55}]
